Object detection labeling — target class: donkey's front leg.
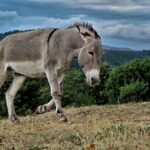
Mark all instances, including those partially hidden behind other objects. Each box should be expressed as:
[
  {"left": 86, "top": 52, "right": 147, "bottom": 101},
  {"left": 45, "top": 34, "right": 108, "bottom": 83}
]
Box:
[
  {"left": 47, "top": 70, "right": 67, "bottom": 122},
  {"left": 35, "top": 74, "right": 64, "bottom": 114},
  {"left": 36, "top": 69, "right": 67, "bottom": 122}
]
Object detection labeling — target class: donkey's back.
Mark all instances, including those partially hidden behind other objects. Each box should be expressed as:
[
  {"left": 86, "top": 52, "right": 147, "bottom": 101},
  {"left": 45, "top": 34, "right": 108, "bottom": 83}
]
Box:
[
  {"left": 0, "top": 29, "right": 55, "bottom": 62},
  {"left": 0, "top": 28, "right": 58, "bottom": 80}
]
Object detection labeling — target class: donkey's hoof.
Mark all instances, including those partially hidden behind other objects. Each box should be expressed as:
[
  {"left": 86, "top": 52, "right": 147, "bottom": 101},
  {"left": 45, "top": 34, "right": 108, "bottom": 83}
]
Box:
[
  {"left": 35, "top": 105, "right": 47, "bottom": 114},
  {"left": 57, "top": 113, "right": 68, "bottom": 122},
  {"left": 59, "top": 116, "right": 68, "bottom": 122},
  {"left": 9, "top": 115, "right": 20, "bottom": 124}
]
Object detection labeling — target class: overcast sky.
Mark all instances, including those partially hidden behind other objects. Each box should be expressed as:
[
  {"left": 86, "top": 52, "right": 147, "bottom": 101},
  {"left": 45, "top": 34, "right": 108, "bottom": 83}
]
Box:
[{"left": 0, "top": 0, "right": 150, "bottom": 50}]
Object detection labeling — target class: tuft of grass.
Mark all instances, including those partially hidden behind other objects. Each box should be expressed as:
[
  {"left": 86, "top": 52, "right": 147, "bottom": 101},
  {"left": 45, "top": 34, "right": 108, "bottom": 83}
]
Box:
[{"left": 0, "top": 102, "right": 150, "bottom": 150}]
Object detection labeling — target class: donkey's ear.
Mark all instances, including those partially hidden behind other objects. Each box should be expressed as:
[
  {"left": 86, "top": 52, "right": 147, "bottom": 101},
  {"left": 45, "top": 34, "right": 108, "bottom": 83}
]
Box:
[{"left": 80, "top": 32, "right": 93, "bottom": 44}]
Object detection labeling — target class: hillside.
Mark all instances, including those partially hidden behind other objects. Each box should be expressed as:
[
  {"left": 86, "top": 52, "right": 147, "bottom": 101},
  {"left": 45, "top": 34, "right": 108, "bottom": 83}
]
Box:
[
  {"left": 103, "top": 50, "right": 150, "bottom": 67},
  {"left": 0, "top": 102, "right": 150, "bottom": 150}
]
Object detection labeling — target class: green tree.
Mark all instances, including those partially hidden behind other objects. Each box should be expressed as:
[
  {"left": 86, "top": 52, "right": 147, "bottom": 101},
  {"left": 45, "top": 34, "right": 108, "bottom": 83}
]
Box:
[
  {"left": 62, "top": 68, "right": 95, "bottom": 107},
  {"left": 118, "top": 81, "right": 148, "bottom": 103},
  {"left": 105, "top": 59, "right": 150, "bottom": 104}
]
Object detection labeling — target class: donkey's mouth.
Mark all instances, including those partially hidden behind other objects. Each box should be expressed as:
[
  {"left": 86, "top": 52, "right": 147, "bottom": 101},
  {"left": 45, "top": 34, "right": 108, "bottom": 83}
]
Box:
[
  {"left": 86, "top": 77, "right": 99, "bottom": 87},
  {"left": 85, "top": 69, "right": 100, "bottom": 87}
]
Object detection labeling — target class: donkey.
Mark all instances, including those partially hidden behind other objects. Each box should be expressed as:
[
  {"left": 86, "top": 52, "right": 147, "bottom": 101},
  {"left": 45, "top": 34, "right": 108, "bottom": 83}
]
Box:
[{"left": 0, "top": 23, "right": 103, "bottom": 123}]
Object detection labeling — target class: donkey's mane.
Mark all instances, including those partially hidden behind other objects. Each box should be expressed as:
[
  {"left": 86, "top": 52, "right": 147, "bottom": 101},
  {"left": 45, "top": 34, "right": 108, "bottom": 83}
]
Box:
[{"left": 68, "top": 22, "right": 100, "bottom": 39}]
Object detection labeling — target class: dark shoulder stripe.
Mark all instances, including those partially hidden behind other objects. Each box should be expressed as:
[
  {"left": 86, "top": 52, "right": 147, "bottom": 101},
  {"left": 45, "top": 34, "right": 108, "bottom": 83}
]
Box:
[{"left": 47, "top": 29, "right": 58, "bottom": 43}]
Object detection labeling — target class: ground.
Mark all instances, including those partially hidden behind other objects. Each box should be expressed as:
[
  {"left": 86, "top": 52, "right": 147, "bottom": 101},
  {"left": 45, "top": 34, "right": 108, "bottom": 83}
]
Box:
[{"left": 0, "top": 102, "right": 150, "bottom": 150}]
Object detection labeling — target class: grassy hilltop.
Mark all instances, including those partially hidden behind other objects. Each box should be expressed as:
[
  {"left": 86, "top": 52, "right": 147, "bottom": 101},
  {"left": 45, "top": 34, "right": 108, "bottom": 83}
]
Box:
[{"left": 0, "top": 102, "right": 150, "bottom": 150}]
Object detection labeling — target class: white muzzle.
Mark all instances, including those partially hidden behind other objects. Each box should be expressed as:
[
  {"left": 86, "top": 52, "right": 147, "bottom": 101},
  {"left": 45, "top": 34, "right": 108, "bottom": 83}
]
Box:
[{"left": 85, "top": 69, "right": 100, "bottom": 86}]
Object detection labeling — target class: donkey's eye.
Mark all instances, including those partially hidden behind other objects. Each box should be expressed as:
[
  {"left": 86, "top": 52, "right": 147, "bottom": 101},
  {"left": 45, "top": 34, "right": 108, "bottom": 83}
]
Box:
[{"left": 88, "top": 51, "right": 94, "bottom": 56}]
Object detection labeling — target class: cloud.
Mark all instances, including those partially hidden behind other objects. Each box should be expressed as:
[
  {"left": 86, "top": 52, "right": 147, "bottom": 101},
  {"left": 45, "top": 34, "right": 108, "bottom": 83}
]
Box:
[
  {"left": 82, "top": 4, "right": 150, "bottom": 16},
  {"left": 0, "top": 11, "right": 150, "bottom": 43},
  {"left": 0, "top": 14, "right": 85, "bottom": 32},
  {"left": 1, "top": 0, "right": 150, "bottom": 21},
  {"left": 0, "top": 11, "right": 18, "bottom": 19},
  {"left": 27, "top": 0, "right": 150, "bottom": 6},
  {"left": 91, "top": 21, "right": 150, "bottom": 42},
  {"left": 27, "top": 0, "right": 150, "bottom": 21},
  {"left": 27, "top": 0, "right": 134, "bottom": 5}
]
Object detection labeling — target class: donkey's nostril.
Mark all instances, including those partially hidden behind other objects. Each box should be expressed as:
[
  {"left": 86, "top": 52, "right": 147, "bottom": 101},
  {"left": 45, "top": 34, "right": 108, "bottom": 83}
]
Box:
[{"left": 91, "top": 77, "right": 97, "bottom": 85}]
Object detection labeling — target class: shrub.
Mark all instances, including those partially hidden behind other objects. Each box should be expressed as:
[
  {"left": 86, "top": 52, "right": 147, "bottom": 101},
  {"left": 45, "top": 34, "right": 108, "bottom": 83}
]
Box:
[
  {"left": 118, "top": 81, "right": 149, "bottom": 103},
  {"left": 90, "top": 62, "right": 111, "bottom": 104},
  {"left": 62, "top": 68, "right": 95, "bottom": 107},
  {"left": 105, "top": 59, "right": 150, "bottom": 104},
  {"left": 0, "top": 74, "right": 50, "bottom": 116}
]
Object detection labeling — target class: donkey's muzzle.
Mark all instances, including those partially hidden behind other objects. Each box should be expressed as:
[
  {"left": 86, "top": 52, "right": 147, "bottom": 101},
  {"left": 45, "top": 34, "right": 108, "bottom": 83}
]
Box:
[
  {"left": 85, "top": 69, "right": 100, "bottom": 87},
  {"left": 91, "top": 77, "right": 98, "bottom": 85}
]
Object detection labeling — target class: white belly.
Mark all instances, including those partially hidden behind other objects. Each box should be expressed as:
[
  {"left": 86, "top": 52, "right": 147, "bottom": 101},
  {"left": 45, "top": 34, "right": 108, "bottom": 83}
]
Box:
[{"left": 7, "top": 61, "right": 45, "bottom": 78}]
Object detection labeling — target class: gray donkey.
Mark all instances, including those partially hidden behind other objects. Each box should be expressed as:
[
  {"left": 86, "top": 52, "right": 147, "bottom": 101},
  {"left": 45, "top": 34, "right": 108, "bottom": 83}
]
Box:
[{"left": 0, "top": 23, "right": 103, "bottom": 123}]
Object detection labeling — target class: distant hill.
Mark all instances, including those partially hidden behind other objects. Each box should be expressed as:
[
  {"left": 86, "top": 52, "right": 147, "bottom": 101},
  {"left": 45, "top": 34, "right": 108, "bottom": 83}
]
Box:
[
  {"left": 0, "top": 30, "right": 32, "bottom": 41},
  {"left": 0, "top": 30, "right": 22, "bottom": 41},
  {"left": 0, "top": 30, "right": 150, "bottom": 67},
  {"left": 103, "top": 45, "right": 134, "bottom": 51},
  {"left": 103, "top": 50, "right": 150, "bottom": 66}
]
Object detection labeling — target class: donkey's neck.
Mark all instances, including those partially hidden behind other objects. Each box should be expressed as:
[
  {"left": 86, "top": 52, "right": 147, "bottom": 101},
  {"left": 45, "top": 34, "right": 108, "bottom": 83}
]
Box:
[
  {"left": 65, "top": 27, "right": 84, "bottom": 50},
  {"left": 56, "top": 27, "right": 85, "bottom": 66}
]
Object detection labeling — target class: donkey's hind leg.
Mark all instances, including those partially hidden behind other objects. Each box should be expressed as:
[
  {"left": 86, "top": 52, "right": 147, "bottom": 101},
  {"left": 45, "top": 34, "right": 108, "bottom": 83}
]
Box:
[
  {"left": 5, "top": 74, "right": 26, "bottom": 123},
  {"left": 0, "top": 64, "right": 7, "bottom": 88}
]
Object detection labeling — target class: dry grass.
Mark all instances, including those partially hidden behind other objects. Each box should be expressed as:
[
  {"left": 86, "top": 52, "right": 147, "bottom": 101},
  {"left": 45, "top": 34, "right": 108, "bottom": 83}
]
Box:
[{"left": 0, "top": 102, "right": 150, "bottom": 150}]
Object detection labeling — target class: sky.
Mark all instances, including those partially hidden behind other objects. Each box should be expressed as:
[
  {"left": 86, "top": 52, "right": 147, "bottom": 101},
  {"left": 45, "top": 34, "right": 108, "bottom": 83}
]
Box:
[{"left": 0, "top": 0, "right": 150, "bottom": 50}]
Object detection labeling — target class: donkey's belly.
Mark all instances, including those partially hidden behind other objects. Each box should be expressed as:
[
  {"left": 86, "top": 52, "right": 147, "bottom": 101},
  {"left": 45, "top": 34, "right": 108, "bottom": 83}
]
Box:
[{"left": 7, "top": 61, "right": 45, "bottom": 78}]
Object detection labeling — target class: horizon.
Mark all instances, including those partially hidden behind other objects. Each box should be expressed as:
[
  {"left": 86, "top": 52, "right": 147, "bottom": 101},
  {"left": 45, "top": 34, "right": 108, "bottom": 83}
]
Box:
[{"left": 0, "top": 0, "right": 150, "bottom": 50}]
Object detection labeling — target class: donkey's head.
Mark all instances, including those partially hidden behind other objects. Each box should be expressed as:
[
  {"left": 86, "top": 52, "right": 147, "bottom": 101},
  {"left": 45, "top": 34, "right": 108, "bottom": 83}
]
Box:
[
  {"left": 73, "top": 23, "right": 103, "bottom": 86},
  {"left": 78, "top": 39, "right": 102, "bottom": 86}
]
